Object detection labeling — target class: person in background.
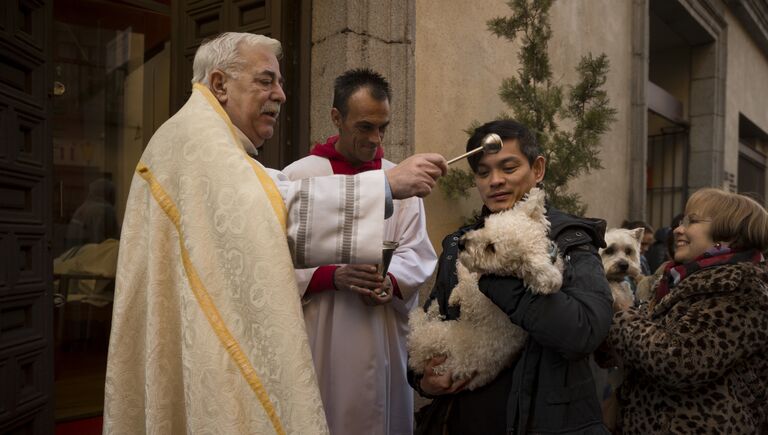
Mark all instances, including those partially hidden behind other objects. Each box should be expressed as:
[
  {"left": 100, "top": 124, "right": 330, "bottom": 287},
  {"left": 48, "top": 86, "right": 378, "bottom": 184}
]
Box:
[
  {"left": 65, "top": 178, "right": 119, "bottom": 248},
  {"left": 645, "top": 226, "right": 671, "bottom": 272},
  {"left": 620, "top": 220, "right": 654, "bottom": 276},
  {"left": 635, "top": 214, "right": 682, "bottom": 304},
  {"left": 283, "top": 68, "right": 437, "bottom": 435},
  {"left": 607, "top": 188, "right": 768, "bottom": 434}
]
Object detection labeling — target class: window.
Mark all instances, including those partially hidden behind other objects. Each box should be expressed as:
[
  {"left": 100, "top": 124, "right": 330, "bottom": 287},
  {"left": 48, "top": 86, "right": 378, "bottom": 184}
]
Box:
[{"left": 51, "top": 0, "right": 170, "bottom": 423}]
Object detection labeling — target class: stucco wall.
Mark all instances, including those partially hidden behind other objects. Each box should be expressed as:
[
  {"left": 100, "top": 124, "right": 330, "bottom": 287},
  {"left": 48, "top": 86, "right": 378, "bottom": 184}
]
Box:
[
  {"left": 415, "top": 0, "right": 635, "bottom": 247},
  {"left": 724, "top": 9, "right": 768, "bottom": 181}
]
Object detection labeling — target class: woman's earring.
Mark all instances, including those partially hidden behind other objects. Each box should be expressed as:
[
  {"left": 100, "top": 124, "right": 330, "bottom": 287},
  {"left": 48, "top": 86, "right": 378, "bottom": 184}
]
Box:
[{"left": 714, "top": 242, "right": 722, "bottom": 249}]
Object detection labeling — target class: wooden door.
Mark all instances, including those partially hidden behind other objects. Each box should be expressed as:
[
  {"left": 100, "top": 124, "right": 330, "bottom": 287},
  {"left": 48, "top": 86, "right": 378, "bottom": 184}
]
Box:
[
  {"left": 172, "top": 0, "right": 310, "bottom": 170},
  {"left": 0, "top": 0, "right": 55, "bottom": 433}
]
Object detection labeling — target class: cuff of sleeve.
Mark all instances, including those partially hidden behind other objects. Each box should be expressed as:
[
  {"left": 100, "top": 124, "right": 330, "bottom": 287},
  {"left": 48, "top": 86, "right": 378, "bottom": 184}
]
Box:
[
  {"left": 388, "top": 273, "right": 402, "bottom": 299},
  {"left": 608, "top": 307, "right": 639, "bottom": 348},
  {"left": 306, "top": 266, "right": 339, "bottom": 294},
  {"left": 410, "top": 373, "right": 438, "bottom": 399}
]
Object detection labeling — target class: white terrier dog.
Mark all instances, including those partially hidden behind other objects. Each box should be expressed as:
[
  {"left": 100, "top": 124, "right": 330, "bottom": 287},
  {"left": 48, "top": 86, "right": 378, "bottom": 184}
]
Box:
[
  {"left": 407, "top": 188, "right": 564, "bottom": 390},
  {"left": 599, "top": 228, "right": 644, "bottom": 307}
]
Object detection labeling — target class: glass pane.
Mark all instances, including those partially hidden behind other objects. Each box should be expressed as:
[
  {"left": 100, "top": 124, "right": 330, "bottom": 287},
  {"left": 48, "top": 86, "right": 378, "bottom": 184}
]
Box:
[{"left": 51, "top": 0, "right": 170, "bottom": 425}]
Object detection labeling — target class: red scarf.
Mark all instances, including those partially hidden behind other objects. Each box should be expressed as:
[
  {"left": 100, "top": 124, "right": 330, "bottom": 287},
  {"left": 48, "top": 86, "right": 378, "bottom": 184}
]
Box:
[
  {"left": 654, "top": 247, "right": 765, "bottom": 304},
  {"left": 309, "top": 135, "right": 384, "bottom": 175}
]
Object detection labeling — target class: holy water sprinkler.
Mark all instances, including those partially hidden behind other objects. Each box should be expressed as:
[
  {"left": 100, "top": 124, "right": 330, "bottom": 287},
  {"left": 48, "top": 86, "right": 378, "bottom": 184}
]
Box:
[
  {"left": 446, "top": 133, "right": 503, "bottom": 165},
  {"left": 371, "top": 241, "right": 399, "bottom": 298},
  {"left": 378, "top": 241, "right": 399, "bottom": 279}
]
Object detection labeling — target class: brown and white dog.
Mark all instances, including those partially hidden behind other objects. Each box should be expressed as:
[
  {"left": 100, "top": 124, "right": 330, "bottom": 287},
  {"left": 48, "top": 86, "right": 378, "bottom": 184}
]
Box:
[
  {"left": 594, "top": 227, "right": 644, "bottom": 432},
  {"left": 599, "top": 227, "right": 644, "bottom": 307}
]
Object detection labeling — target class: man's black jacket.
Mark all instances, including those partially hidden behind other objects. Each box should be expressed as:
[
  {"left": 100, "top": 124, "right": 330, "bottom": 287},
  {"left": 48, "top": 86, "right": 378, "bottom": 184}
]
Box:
[{"left": 410, "top": 207, "right": 613, "bottom": 435}]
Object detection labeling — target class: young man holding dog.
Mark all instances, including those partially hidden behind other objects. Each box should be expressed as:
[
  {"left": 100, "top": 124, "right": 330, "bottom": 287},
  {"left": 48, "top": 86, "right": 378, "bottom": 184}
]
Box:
[{"left": 409, "top": 119, "right": 614, "bottom": 434}]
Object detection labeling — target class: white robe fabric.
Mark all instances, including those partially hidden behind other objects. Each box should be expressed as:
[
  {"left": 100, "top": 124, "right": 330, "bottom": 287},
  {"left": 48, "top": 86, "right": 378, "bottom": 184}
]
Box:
[
  {"left": 104, "top": 84, "right": 386, "bottom": 435},
  {"left": 283, "top": 155, "right": 437, "bottom": 435}
]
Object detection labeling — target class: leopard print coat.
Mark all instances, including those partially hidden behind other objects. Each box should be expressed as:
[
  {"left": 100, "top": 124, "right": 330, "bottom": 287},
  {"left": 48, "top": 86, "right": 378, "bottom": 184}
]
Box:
[{"left": 608, "top": 262, "right": 768, "bottom": 434}]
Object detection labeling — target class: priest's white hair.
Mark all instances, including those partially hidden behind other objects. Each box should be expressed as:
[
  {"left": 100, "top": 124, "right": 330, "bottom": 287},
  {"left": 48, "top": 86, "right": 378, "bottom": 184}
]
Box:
[{"left": 191, "top": 32, "right": 282, "bottom": 85}]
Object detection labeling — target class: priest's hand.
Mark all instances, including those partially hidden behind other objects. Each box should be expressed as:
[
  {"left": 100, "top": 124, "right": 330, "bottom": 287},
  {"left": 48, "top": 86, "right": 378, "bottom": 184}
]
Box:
[
  {"left": 334, "top": 264, "right": 383, "bottom": 295},
  {"left": 419, "top": 355, "right": 471, "bottom": 396},
  {"left": 386, "top": 153, "right": 447, "bottom": 199}
]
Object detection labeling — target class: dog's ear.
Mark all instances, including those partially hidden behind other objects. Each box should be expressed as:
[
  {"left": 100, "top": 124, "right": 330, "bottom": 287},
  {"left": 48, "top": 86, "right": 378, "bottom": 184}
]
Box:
[
  {"left": 516, "top": 187, "right": 546, "bottom": 220},
  {"left": 631, "top": 227, "right": 645, "bottom": 243}
]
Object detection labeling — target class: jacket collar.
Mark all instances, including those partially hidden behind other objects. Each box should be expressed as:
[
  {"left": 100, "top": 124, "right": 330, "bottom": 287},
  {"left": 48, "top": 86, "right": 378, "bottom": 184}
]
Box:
[{"left": 651, "top": 262, "right": 765, "bottom": 318}]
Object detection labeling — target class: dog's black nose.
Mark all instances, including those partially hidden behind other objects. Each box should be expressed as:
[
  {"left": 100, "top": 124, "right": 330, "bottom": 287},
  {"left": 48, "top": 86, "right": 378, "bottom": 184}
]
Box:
[{"left": 617, "top": 260, "right": 629, "bottom": 271}]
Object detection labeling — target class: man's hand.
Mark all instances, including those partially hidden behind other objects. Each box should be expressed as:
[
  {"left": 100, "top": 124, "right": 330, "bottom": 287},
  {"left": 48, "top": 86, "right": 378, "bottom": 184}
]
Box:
[
  {"left": 334, "top": 264, "right": 383, "bottom": 295},
  {"left": 419, "top": 355, "right": 471, "bottom": 396},
  {"left": 478, "top": 274, "right": 527, "bottom": 319},
  {"left": 385, "top": 153, "right": 448, "bottom": 199},
  {"left": 360, "top": 276, "right": 394, "bottom": 306}
]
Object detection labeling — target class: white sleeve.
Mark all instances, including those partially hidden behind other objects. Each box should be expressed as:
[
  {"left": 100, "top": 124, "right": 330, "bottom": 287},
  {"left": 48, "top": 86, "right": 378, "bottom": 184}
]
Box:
[
  {"left": 266, "top": 168, "right": 385, "bottom": 268},
  {"left": 385, "top": 197, "right": 438, "bottom": 316}
]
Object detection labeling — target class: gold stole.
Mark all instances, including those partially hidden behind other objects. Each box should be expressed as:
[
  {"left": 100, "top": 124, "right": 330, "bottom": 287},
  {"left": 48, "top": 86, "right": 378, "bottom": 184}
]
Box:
[{"left": 191, "top": 82, "right": 287, "bottom": 232}]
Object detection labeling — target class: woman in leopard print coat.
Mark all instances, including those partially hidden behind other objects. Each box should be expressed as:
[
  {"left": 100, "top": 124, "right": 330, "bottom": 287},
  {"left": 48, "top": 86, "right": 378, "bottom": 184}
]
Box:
[{"left": 606, "top": 188, "right": 768, "bottom": 434}]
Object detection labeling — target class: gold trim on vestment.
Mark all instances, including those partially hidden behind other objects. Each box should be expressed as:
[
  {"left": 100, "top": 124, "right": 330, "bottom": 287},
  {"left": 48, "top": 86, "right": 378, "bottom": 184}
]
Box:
[
  {"left": 136, "top": 161, "right": 287, "bottom": 435},
  {"left": 192, "top": 82, "right": 288, "bottom": 232}
]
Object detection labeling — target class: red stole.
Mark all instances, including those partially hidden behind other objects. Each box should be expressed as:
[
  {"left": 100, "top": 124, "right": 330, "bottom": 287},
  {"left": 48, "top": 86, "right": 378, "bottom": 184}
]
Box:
[{"left": 309, "top": 135, "right": 384, "bottom": 174}]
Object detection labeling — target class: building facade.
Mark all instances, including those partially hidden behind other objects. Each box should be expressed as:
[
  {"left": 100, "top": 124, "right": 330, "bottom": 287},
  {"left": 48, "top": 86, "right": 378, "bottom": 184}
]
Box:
[{"left": 416, "top": 0, "right": 768, "bottom": 244}]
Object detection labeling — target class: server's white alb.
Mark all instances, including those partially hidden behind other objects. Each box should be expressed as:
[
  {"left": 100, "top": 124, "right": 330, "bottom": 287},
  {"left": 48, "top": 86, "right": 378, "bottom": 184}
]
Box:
[{"left": 284, "top": 155, "right": 437, "bottom": 435}]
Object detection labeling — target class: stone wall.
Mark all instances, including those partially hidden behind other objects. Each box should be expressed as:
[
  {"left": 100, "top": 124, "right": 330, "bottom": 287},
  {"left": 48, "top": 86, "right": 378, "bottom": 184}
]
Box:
[
  {"left": 724, "top": 8, "right": 768, "bottom": 187},
  {"left": 310, "top": 0, "right": 415, "bottom": 163}
]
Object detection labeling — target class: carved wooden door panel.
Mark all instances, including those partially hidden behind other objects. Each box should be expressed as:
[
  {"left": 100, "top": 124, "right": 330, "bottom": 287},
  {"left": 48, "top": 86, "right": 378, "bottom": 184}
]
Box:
[
  {"left": 172, "top": 0, "right": 308, "bottom": 170},
  {"left": 0, "top": 0, "right": 54, "bottom": 433}
]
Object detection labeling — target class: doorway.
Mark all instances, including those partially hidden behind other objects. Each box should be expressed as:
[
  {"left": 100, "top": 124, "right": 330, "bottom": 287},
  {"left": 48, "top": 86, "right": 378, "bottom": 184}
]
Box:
[
  {"left": 50, "top": 0, "right": 171, "bottom": 426},
  {"left": 0, "top": 1, "right": 307, "bottom": 431},
  {"left": 49, "top": 0, "right": 308, "bottom": 432}
]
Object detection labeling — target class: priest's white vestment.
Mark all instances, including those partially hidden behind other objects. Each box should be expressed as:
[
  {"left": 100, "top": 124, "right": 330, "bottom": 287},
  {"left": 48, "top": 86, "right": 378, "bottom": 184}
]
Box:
[
  {"left": 104, "top": 84, "right": 385, "bottom": 435},
  {"left": 283, "top": 156, "right": 437, "bottom": 435}
]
